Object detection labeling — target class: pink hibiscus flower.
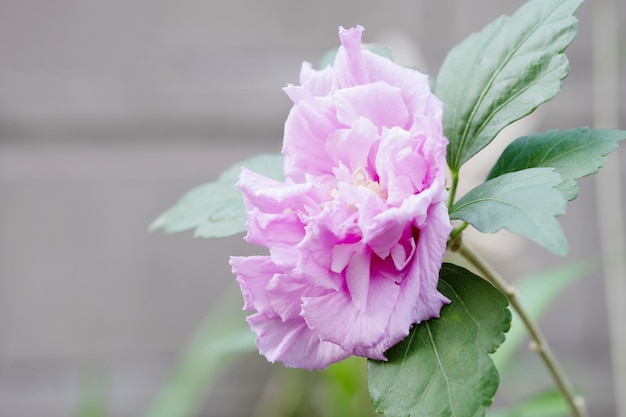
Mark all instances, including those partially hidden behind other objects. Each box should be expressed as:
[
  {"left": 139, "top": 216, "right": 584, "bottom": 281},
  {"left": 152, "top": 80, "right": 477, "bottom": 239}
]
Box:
[{"left": 230, "top": 26, "right": 451, "bottom": 370}]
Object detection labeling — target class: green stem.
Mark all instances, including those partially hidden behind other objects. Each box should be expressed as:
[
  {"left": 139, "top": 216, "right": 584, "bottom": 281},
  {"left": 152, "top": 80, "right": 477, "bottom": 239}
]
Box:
[
  {"left": 455, "top": 239, "right": 588, "bottom": 417},
  {"left": 449, "top": 222, "right": 468, "bottom": 244},
  {"left": 448, "top": 170, "right": 459, "bottom": 210}
]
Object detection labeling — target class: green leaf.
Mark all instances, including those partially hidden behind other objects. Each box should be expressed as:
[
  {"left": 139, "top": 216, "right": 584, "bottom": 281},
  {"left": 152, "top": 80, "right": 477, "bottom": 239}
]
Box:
[
  {"left": 320, "top": 357, "right": 380, "bottom": 417},
  {"left": 488, "top": 389, "right": 570, "bottom": 417},
  {"left": 368, "top": 263, "right": 511, "bottom": 417},
  {"left": 150, "top": 153, "right": 284, "bottom": 238},
  {"left": 491, "top": 261, "right": 591, "bottom": 374},
  {"left": 77, "top": 372, "right": 107, "bottom": 417},
  {"left": 319, "top": 49, "right": 339, "bottom": 69},
  {"left": 435, "top": 0, "right": 582, "bottom": 172},
  {"left": 145, "top": 290, "right": 257, "bottom": 417},
  {"left": 487, "top": 128, "right": 626, "bottom": 200},
  {"left": 450, "top": 168, "right": 568, "bottom": 255}
]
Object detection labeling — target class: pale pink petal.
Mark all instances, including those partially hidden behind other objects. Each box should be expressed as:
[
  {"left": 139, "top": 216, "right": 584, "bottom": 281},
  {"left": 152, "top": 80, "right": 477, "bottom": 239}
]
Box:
[
  {"left": 390, "top": 234, "right": 417, "bottom": 271},
  {"left": 376, "top": 127, "right": 429, "bottom": 205},
  {"left": 282, "top": 97, "right": 339, "bottom": 180},
  {"left": 331, "top": 242, "right": 358, "bottom": 273},
  {"left": 359, "top": 48, "right": 434, "bottom": 117},
  {"left": 369, "top": 248, "right": 409, "bottom": 284},
  {"left": 230, "top": 256, "right": 281, "bottom": 315},
  {"left": 295, "top": 207, "right": 356, "bottom": 291},
  {"left": 244, "top": 207, "right": 304, "bottom": 248},
  {"left": 268, "top": 245, "right": 301, "bottom": 271},
  {"left": 301, "top": 292, "right": 384, "bottom": 359},
  {"left": 388, "top": 201, "right": 452, "bottom": 339},
  {"left": 239, "top": 168, "right": 313, "bottom": 211},
  {"left": 358, "top": 193, "right": 405, "bottom": 258},
  {"left": 333, "top": 26, "right": 366, "bottom": 88},
  {"left": 248, "top": 313, "right": 350, "bottom": 370},
  {"left": 300, "top": 61, "right": 334, "bottom": 97},
  {"left": 283, "top": 84, "right": 311, "bottom": 104},
  {"left": 324, "top": 117, "right": 379, "bottom": 172},
  {"left": 298, "top": 219, "right": 335, "bottom": 271},
  {"left": 372, "top": 181, "right": 446, "bottom": 233},
  {"left": 344, "top": 244, "right": 371, "bottom": 311},
  {"left": 301, "top": 270, "right": 401, "bottom": 360},
  {"left": 335, "top": 180, "right": 384, "bottom": 212},
  {"left": 354, "top": 265, "right": 410, "bottom": 359},
  {"left": 334, "top": 82, "right": 409, "bottom": 130},
  {"left": 412, "top": 119, "right": 448, "bottom": 188},
  {"left": 409, "top": 201, "right": 452, "bottom": 320},
  {"left": 362, "top": 218, "right": 406, "bottom": 259},
  {"left": 233, "top": 25, "right": 452, "bottom": 370},
  {"left": 266, "top": 273, "right": 317, "bottom": 320}
]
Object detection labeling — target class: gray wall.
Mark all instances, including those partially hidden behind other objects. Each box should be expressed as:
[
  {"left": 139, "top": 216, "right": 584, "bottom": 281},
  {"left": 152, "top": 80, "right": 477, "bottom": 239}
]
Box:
[{"left": 1, "top": 1, "right": 624, "bottom": 416}]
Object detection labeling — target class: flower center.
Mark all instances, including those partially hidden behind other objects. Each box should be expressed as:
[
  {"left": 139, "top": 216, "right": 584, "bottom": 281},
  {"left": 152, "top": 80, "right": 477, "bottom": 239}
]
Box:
[{"left": 353, "top": 167, "right": 387, "bottom": 199}]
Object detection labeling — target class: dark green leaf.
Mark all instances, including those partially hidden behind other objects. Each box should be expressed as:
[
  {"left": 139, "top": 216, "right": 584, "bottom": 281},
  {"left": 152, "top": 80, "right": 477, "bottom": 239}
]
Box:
[
  {"left": 450, "top": 168, "right": 568, "bottom": 255},
  {"left": 435, "top": 0, "right": 582, "bottom": 171},
  {"left": 150, "top": 153, "right": 284, "bottom": 238},
  {"left": 368, "top": 263, "right": 511, "bottom": 417},
  {"left": 487, "top": 128, "right": 626, "bottom": 200}
]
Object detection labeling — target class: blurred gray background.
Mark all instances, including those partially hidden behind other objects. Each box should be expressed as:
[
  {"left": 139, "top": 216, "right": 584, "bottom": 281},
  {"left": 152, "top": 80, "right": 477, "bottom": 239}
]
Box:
[{"left": 1, "top": 1, "right": 625, "bottom": 416}]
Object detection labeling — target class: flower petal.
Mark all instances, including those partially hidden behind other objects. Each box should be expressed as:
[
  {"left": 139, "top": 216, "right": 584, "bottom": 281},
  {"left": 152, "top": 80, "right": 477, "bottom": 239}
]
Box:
[
  {"left": 359, "top": 48, "right": 436, "bottom": 119},
  {"left": 301, "top": 269, "right": 401, "bottom": 360},
  {"left": 344, "top": 244, "right": 371, "bottom": 311},
  {"left": 266, "top": 272, "right": 320, "bottom": 321},
  {"left": 334, "top": 82, "right": 409, "bottom": 130},
  {"left": 248, "top": 313, "right": 350, "bottom": 370},
  {"left": 376, "top": 127, "right": 428, "bottom": 205},
  {"left": 230, "top": 256, "right": 281, "bottom": 315},
  {"left": 282, "top": 97, "right": 339, "bottom": 180},
  {"left": 325, "top": 117, "right": 379, "bottom": 173},
  {"left": 239, "top": 168, "right": 313, "bottom": 211},
  {"left": 334, "top": 25, "right": 367, "bottom": 88},
  {"left": 300, "top": 61, "right": 334, "bottom": 97},
  {"left": 388, "top": 201, "right": 452, "bottom": 339},
  {"left": 233, "top": 25, "right": 452, "bottom": 370}
]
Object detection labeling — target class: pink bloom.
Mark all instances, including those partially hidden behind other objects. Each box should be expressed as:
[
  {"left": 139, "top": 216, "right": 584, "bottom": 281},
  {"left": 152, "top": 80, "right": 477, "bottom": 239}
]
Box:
[{"left": 230, "top": 26, "right": 451, "bottom": 370}]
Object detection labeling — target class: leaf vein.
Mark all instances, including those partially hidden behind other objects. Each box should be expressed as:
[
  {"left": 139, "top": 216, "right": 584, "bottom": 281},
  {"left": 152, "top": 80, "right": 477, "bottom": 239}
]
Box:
[
  {"left": 378, "top": 327, "right": 418, "bottom": 407},
  {"left": 466, "top": 58, "right": 560, "bottom": 160},
  {"left": 425, "top": 322, "right": 457, "bottom": 417},
  {"left": 456, "top": 16, "right": 544, "bottom": 166},
  {"left": 454, "top": 1, "right": 568, "bottom": 168}
]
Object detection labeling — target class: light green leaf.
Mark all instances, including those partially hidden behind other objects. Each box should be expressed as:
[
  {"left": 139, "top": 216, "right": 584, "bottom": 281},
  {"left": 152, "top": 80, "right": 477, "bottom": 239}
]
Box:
[
  {"left": 435, "top": 0, "right": 582, "bottom": 172},
  {"left": 491, "top": 261, "right": 591, "bottom": 374},
  {"left": 77, "top": 372, "right": 107, "bottom": 417},
  {"left": 145, "top": 290, "right": 257, "bottom": 417},
  {"left": 319, "top": 357, "right": 380, "bottom": 417},
  {"left": 150, "top": 153, "right": 284, "bottom": 238},
  {"left": 450, "top": 168, "right": 568, "bottom": 255},
  {"left": 319, "top": 49, "right": 338, "bottom": 69},
  {"left": 368, "top": 263, "right": 511, "bottom": 417},
  {"left": 488, "top": 389, "right": 570, "bottom": 417},
  {"left": 487, "top": 128, "right": 626, "bottom": 200}
]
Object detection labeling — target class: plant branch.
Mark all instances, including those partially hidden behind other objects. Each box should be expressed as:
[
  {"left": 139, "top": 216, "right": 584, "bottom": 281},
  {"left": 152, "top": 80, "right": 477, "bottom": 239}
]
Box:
[{"left": 454, "top": 239, "right": 588, "bottom": 417}]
